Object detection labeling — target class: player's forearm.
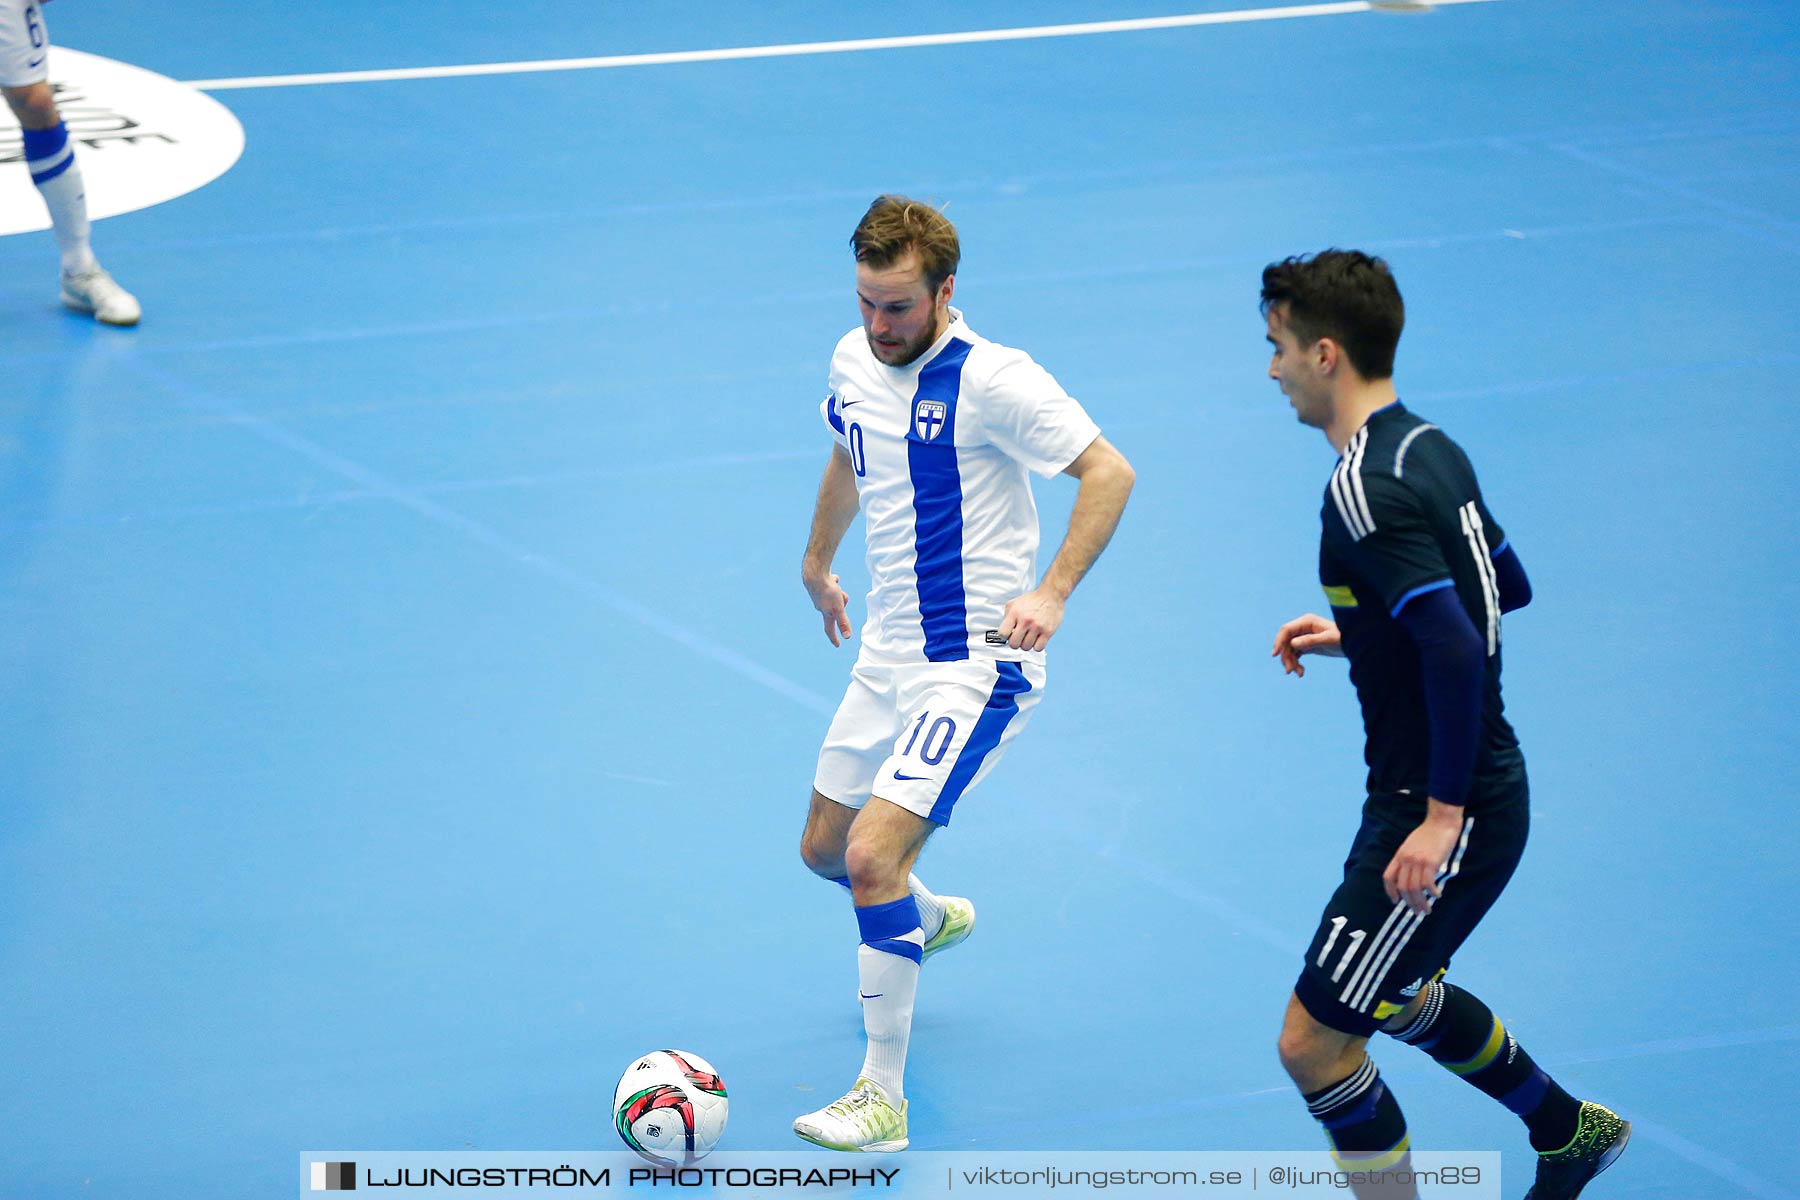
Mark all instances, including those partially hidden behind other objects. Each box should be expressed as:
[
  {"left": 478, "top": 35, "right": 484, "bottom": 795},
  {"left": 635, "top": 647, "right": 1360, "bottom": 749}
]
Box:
[
  {"left": 1040, "top": 457, "right": 1134, "bottom": 600},
  {"left": 1395, "top": 587, "right": 1486, "bottom": 807},
  {"left": 802, "top": 449, "right": 860, "bottom": 579}
]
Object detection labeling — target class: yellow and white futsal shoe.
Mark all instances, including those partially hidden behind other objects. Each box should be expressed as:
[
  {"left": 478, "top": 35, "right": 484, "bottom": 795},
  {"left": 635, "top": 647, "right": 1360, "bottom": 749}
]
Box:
[
  {"left": 61, "top": 266, "right": 141, "bottom": 326},
  {"left": 921, "top": 895, "right": 974, "bottom": 963},
  {"left": 793, "top": 1078, "right": 908, "bottom": 1152}
]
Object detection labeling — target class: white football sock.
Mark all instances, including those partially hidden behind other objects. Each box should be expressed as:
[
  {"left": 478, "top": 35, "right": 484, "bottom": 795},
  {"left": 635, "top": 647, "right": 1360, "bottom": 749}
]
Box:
[
  {"left": 24, "top": 124, "right": 97, "bottom": 275},
  {"left": 855, "top": 897, "right": 924, "bottom": 1103}
]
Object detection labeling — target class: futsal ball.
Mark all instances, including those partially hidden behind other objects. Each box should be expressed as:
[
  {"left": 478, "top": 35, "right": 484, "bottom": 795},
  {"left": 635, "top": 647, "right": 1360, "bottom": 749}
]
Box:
[{"left": 613, "top": 1049, "right": 729, "bottom": 1165}]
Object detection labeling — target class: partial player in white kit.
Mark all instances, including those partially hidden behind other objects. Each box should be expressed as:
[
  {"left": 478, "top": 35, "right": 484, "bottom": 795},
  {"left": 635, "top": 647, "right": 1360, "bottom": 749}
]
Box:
[
  {"left": 793, "top": 195, "right": 1135, "bottom": 1151},
  {"left": 2, "top": 0, "right": 140, "bottom": 324}
]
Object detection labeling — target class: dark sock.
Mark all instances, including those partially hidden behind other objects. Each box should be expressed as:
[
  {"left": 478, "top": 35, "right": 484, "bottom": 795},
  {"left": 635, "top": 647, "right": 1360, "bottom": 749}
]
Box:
[
  {"left": 1389, "top": 981, "right": 1580, "bottom": 1152},
  {"left": 1304, "top": 1057, "right": 1411, "bottom": 1169}
]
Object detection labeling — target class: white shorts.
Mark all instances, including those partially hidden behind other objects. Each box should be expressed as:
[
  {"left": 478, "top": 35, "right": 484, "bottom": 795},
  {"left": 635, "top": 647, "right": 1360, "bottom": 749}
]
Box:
[
  {"left": 813, "top": 657, "right": 1047, "bottom": 826},
  {"left": 0, "top": 0, "right": 49, "bottom": 88}
]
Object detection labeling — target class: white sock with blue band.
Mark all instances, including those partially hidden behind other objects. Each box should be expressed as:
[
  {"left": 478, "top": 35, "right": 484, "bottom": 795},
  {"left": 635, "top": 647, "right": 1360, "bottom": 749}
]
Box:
[
  {"left": 22, "top": 122, "right": 96, "bottom": 274},
  {"left": 854, "top": 896, "right": 923, "bottom": 1102}
]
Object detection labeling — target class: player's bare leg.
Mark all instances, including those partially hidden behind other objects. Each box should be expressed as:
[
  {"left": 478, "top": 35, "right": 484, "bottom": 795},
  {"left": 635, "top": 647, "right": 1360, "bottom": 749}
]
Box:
[
  {"left": 799, "top": 789, "right": 967, "bottom": 961},
  {"left": 1279, "top": 994, "right": 1419, "bottom": 1200},
  {"left": 799, "top": 789, "right": 858, "bottom": 880},
  {"left": 842, "top": 795, "right": 932, "bottom": 906},
  {"left": 4, "top": 81, "right": 58, "bottom": 129},
  {"left": 4, "top": 81, "right": 140, "bottom": 325}
]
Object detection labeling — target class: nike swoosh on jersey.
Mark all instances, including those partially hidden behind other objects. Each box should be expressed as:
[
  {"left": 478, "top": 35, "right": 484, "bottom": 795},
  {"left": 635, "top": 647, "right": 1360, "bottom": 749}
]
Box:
[{"left": 892, "top": 771, "right": 928, "bottom": 781}]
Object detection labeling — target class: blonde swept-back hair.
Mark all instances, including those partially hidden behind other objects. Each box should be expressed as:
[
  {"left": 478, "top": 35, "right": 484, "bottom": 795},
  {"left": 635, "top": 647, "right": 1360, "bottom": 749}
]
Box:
[{"left": 849, "top": 195, "right": 961, "bottom": 294}]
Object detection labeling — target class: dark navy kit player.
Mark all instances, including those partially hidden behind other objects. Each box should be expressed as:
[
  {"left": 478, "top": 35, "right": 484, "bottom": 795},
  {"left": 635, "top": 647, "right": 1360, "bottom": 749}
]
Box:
[{"left": 1262, "top": 250, "right": 1628, "bottom": 1200}]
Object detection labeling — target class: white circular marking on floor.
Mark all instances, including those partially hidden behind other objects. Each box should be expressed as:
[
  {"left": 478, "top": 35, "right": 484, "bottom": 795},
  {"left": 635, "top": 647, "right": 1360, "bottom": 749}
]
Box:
[{"left": 2, "top": 48, "right": 243, "bottom": 236}]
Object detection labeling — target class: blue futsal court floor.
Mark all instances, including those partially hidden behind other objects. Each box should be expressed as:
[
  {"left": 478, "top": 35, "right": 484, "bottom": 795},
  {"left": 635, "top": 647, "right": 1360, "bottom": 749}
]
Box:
[{"left": 2, "top": 2, "right": 1796, "bottom": 1197}]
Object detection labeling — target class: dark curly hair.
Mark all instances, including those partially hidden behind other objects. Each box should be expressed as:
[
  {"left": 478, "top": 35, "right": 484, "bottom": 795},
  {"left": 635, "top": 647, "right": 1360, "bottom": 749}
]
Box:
[{"left": 1260, "top": 250, "right": 1405, "bottom": 380}]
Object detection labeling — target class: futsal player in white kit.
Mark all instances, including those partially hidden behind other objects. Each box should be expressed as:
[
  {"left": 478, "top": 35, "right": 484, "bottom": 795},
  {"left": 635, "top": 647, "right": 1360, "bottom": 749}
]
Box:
[
  {"left": 793, "top": 195, "right": 1135, "bottom": 1151},
  {"left": 2, "top": 0, "right": 140, "bottom": 324}
]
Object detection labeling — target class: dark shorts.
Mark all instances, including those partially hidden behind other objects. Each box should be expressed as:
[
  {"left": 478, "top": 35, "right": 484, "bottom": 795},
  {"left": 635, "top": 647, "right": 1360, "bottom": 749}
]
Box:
[{"left": 1294, "top": 782, "right": 1529, "bottom": 1037}]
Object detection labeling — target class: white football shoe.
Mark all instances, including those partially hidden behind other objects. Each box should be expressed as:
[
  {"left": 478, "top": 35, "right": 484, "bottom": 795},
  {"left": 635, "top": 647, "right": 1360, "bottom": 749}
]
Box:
[
  {"left": 61, "top": 266, "right": 141, "bottom": 327},
  {"left": 921, "top": 895, "right": 975, "bottom": 963},
  {"left": 793, "top": 1077, "right": 908, "bottom": 1152}
]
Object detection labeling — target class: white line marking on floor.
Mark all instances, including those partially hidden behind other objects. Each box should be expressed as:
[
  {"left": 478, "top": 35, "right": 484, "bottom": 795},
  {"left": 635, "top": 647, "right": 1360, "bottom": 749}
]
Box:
[{"left": 184, "top": 1, "right": 1499, "bottom": 91}]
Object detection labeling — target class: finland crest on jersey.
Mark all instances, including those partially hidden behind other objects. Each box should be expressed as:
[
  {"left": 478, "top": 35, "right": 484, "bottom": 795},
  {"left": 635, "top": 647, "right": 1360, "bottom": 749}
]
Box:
[
  {"left": 914, "top": 401, "right": 948, "bottom": 442},
  {"left": 822, "top": 310, "right": 1101, "bottom": 665}
]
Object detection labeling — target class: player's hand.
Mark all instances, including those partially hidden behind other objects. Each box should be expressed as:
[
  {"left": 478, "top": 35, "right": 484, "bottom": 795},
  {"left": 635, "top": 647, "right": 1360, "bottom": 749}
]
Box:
[
  {"left": 1382, "top": 805, "right": 1465, "bottom": 915},
  {"left": 804, "top": 570, "right": 853, "bottom": 647},
  {"left": 998, "top": 587, "right": 1065, "bottom": 653},
  {"left": 1271, "top": 613, "right": 1343, "bottom": 677}
]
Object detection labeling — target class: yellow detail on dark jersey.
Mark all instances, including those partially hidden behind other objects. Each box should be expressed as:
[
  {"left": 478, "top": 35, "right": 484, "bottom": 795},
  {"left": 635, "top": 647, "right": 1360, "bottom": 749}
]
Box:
[
  {"left": 1323, "top": 584, "right": 1358, "bottom": 609},
  {"left": 1374, "top": 999, "right": 1407, "bottom": 1021}
]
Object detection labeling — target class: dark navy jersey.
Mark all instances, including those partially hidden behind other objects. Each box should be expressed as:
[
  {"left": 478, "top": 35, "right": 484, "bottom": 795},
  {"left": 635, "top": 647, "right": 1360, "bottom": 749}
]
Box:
[{"left": 1318, "top": 403, "right": 1525, "bottom": 802}]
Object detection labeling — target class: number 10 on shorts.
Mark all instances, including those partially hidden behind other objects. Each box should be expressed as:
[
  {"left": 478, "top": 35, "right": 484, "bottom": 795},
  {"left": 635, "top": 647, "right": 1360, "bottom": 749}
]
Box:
[{"left": 902, "top": 711, "right": 958, "bottom": 767}]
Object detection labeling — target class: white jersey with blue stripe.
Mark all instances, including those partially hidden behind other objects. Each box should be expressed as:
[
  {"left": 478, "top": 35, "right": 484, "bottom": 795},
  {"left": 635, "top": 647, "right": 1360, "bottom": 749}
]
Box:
[{"left": 821, "top": 309, "right": 1101, "bottom": 665}]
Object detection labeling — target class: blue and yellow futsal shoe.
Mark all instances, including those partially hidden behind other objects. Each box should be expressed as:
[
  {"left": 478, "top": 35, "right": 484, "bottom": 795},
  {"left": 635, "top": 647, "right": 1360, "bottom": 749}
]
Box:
[
  {"left": 921, "top": 895, "right": 974, "bottom": 963},
  {"left": 1524, "top": 1102, "right": 1630, "bottom": 1199}
]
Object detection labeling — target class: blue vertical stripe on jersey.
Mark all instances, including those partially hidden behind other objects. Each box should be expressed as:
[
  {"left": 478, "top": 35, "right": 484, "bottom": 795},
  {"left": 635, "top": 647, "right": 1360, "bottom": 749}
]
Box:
[
  {"left": 909, "top": 337, "right": 974, "bottom": 661},
  {"left": 928, "top": 661, "right": 1032, "bottom": 825},
  {"left": 826, "top": 392, "right": 845, "bottom": 435}
]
